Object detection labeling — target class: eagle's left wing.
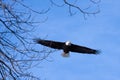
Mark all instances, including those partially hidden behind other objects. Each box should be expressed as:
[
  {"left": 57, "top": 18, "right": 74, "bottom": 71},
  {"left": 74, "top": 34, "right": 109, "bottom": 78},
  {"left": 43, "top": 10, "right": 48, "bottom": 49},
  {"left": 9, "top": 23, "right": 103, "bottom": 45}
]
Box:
[
  {"left": 69, "top": 44, "right": 99, "bottom": 54},
  {"left": 35, "top": 39, "right": 64, "bottom": 49}
]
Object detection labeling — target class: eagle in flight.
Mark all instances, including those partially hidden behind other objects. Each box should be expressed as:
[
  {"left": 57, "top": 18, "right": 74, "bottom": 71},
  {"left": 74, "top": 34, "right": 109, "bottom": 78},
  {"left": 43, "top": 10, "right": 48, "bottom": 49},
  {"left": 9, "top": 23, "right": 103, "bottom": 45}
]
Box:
[{"left": 35, "top": 39, "right": 99, "bottom": 57}]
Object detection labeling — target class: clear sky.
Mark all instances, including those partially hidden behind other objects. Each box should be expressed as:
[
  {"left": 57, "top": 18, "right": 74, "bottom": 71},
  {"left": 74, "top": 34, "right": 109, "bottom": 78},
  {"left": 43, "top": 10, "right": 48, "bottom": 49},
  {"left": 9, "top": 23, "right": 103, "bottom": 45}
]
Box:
[{"left": 25, "top": 0, "right": 120, "bottom": 80}]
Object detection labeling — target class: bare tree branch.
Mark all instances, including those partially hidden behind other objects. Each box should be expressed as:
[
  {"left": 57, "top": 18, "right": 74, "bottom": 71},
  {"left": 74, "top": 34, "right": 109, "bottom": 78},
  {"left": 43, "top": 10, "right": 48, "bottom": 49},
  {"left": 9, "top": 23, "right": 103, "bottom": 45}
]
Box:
[
  {"left": 0, "top": 0, "right": 51, "bottom": 80},
  {"left": 63, "top": 0, "right": 100, "bottom": 16},
  {"left": 50, "top": 0, "right": 100, "bottom": 17}
]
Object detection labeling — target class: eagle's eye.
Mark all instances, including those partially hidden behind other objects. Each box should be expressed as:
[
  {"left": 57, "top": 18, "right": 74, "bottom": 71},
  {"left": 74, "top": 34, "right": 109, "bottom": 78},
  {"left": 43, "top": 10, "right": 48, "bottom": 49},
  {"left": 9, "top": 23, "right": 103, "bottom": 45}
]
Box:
[{"left": 65, "top": 41, "right": 71, "bottom": 46}]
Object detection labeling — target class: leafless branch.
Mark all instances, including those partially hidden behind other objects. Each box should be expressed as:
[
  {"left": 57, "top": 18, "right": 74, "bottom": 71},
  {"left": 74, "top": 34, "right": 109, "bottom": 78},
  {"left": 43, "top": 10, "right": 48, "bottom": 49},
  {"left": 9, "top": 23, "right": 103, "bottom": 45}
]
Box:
[
  {"left": 63, "top": 0, "right": 100, "bottom": 16},
  {"left": 0, "top": 0, "right": 50, "bottom": 80}
]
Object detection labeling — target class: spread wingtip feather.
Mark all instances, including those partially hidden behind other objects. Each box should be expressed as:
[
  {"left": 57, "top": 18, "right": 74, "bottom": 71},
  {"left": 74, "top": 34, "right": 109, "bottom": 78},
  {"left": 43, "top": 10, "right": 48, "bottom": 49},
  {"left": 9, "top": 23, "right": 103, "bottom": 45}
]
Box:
[{"left": 33, "top": 38, "right": 41, "bottom": 43}]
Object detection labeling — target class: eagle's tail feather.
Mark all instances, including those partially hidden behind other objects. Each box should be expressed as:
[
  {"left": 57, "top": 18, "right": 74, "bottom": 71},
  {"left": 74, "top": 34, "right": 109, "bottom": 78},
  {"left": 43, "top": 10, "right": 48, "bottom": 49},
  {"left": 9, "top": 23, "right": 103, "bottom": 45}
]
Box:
[{"left": 61, "top": 52, "right": 70, "bottom": 57}]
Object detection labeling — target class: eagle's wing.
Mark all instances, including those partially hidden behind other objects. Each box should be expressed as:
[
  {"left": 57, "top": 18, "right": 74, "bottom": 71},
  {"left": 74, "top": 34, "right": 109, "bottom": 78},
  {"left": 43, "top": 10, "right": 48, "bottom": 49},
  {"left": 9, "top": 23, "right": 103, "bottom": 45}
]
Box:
[
  {"left": 35, "top": 39, "right": 64, "bottom": 49},
  {"left": 69, "top": 44, "right": 99, "bottom": 54}
]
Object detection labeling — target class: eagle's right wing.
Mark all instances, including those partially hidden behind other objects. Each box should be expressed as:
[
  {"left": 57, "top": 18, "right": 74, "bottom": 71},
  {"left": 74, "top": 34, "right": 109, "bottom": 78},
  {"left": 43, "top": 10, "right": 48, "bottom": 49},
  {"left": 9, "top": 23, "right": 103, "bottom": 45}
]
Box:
[
  {"left": 35, "top": 39, "right": 64, "bottom": 49},
  {"left": 69, "top": 44, "right": 99, "bottom": 54}
]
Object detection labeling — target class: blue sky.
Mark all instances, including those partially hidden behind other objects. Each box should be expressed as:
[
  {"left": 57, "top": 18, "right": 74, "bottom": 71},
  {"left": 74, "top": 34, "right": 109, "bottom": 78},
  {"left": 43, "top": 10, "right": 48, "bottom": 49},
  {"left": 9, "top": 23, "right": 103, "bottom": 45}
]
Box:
[{"left": 25, "top": 0, "right": 120, "bottom": 80}]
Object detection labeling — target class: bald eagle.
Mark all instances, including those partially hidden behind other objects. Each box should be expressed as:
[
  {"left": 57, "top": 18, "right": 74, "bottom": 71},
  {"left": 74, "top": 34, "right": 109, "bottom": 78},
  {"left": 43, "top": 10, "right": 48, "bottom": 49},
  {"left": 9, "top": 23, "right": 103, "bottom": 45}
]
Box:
[{"left": 35, "top": 39, "right": 99, "bottom": 57}]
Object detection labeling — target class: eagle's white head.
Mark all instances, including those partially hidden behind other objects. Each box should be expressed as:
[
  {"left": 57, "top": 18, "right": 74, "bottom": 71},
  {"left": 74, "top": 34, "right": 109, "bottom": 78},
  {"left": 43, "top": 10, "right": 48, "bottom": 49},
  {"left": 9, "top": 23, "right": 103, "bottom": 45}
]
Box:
[{"left": 65, "top": 41, "right": 71, "bottom": 46}]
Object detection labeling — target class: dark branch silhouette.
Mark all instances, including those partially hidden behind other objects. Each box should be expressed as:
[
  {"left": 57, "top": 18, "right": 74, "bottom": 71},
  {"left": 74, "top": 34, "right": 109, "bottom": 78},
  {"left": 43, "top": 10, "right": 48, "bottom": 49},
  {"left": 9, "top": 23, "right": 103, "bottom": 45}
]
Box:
[
  {"left": 0, "top": 0, "right": 50, "bottom": 80},
  {"left": 50, "top": 0, "right": 100, "bottom": 17}
]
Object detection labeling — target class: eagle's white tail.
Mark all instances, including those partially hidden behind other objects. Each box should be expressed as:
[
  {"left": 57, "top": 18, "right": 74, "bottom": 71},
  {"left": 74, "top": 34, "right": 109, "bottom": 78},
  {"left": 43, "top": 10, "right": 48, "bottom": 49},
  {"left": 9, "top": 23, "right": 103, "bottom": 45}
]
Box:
[{"left": 61, "top": 52, "right": 70, "bottom": 57}]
